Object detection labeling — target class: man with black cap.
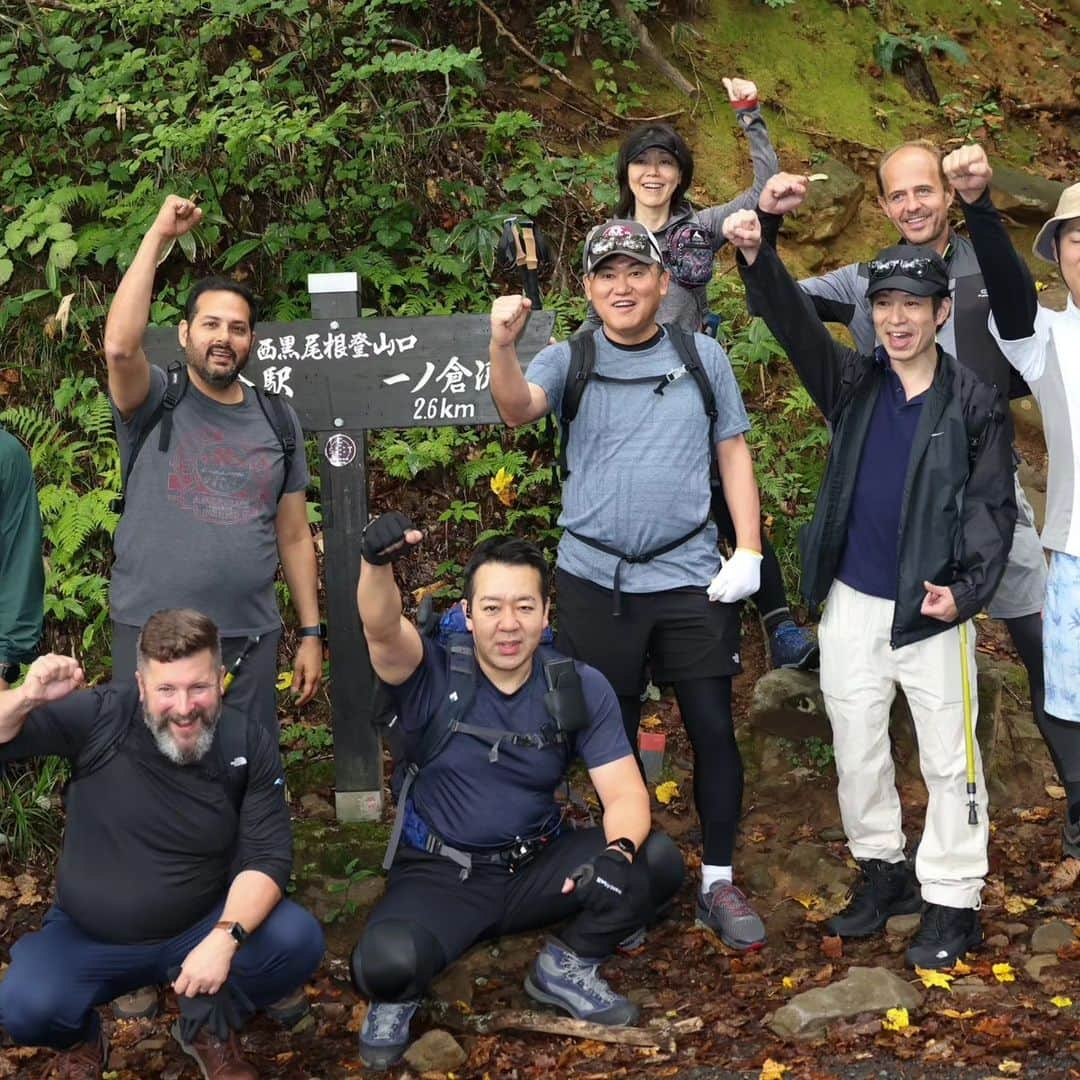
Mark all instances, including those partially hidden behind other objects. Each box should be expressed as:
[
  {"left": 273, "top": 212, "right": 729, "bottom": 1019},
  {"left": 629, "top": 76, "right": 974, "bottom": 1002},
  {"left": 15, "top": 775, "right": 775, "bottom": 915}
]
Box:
[
  {"left": 723, "top": 186, "right": 1016, "bottom": 969},
  {"left": 490, "top": 219, "right": 768, "bottom": 951}
]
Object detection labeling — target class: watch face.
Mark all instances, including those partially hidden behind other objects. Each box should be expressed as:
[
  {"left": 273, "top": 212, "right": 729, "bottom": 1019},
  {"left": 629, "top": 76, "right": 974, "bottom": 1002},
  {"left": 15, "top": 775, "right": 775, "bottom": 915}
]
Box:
[{"left": 0, "top": 663, "right": 19, "bottom": 684}]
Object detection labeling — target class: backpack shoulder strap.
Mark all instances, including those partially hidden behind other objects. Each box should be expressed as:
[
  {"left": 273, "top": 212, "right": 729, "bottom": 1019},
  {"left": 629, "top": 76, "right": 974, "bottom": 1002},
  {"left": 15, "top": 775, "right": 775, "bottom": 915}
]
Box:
[
  {"left": 558, "top": 333, "right": 597, "bottom": 481},
  {"left": 253, "top": 387, "right": 297, "bottom": 502},
  {"left": 664, "top": 326, "right": 721, "bottom": 484},
  {"left": 118, "top": 361, "right": 189, "bottom": 513}
]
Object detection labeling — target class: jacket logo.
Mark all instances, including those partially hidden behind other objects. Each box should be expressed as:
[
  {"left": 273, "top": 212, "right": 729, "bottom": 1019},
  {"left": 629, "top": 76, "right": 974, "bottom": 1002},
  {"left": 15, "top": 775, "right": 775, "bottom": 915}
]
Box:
[{"left": 229, "top": 756, "right": 247, "bottom": 767}]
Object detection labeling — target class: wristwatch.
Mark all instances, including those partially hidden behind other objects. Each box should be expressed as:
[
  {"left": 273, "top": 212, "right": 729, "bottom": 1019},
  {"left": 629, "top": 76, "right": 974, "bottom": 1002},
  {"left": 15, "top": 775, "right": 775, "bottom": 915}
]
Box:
[
  {"left": 606, "top": 837, "right": 637, "bottom": 858},
  {"left": 298, "top": 624, "right": 326, "bottom": 639},
  {"left": 0, "top": 662, "right": 20, "bottom": 685},
  {"left": 214, "top": 920, "right": 248, "bottom": 946}
]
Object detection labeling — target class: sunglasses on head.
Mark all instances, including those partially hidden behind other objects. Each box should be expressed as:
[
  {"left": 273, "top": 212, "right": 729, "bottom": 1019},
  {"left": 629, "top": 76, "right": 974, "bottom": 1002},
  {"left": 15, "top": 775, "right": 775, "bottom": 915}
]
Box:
[
  {"left": 867, "top": 256, "right": 942, "bottom": 283},
  {"left": 589, "top": 230, "right": 662, "bottom": 263}
]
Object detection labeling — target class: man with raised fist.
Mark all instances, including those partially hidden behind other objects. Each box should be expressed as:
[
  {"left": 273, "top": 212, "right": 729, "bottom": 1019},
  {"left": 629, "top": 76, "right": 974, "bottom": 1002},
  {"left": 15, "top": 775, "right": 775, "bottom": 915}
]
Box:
[
  {"left": 725, "top": 187, "right": 1015, "bottom": 969},
  {"left": 350, "top": 512, "right": 683, "bottom": 1069}
]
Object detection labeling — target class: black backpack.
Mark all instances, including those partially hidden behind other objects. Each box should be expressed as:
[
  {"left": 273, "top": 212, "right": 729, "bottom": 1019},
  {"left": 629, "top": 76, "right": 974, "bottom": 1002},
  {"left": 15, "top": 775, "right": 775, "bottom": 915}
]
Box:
[
  {"left": 115, "top": 360, "right": 297, "bottom": 514},
  {"left": 381, "top": 610, "right": 589, "bottom": 872},
  {"left": 557, "top": 325, "right": 723, "bottom": 613},
  {"left": 67, "top": 682, "right": 249, "bottom": 811}
]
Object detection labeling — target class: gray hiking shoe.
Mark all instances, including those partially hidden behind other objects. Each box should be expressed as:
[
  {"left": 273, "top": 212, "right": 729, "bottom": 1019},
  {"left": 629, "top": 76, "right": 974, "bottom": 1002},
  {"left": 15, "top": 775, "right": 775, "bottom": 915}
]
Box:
[
  {"left": 1064, "top": 816, "right": 1080, "bottom": 860},
  {"left": 359, "top": 1000, "right": 419, "bottom": 1070},
  {"left": 525, "top": 939, "right": 639, "bottom": 1026},
  {"left": 696, "top": 882, "right": 766, "bottom": 950}
]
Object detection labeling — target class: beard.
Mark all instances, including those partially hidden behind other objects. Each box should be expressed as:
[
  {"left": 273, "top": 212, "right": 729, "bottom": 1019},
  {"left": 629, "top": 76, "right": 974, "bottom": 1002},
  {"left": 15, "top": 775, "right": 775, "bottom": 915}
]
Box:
[
  {"left": 144, "top": 702, "right": 221, "bottom": 765},
  {"left": 186, "top": 342, "right": 250, "bottom": 388}
]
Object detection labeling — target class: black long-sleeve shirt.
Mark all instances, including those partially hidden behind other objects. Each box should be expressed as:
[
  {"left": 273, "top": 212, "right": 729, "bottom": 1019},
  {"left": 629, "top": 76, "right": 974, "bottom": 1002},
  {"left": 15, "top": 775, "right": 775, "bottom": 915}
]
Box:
[{"left": 0, "top": 681, "right": 292, "bottom": 943}]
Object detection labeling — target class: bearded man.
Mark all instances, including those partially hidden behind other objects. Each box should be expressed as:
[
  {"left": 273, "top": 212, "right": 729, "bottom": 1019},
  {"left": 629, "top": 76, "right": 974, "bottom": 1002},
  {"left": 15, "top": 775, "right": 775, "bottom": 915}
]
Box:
[
  {"left": 0, "top": 608, "right": 324, "bottom": 1079},
  {"left": 103, "top": 195, "right": 323, "bottom": 732}
]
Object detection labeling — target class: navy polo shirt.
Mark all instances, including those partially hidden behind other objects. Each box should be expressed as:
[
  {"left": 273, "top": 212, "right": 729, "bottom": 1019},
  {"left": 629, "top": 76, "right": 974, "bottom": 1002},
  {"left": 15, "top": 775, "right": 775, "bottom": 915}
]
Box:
[{"left": 836, "top": 350, "right": 928, "bottom": 601}]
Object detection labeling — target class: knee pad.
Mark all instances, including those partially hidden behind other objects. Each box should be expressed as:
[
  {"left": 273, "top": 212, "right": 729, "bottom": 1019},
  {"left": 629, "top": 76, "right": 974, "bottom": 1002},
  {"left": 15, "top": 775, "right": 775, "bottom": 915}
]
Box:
[
  {"left": 640, "top": 832, "right": 685, "bottom": 908},
  {"left": 351, "top": 920, "right": 445, "bottom": 1002}
]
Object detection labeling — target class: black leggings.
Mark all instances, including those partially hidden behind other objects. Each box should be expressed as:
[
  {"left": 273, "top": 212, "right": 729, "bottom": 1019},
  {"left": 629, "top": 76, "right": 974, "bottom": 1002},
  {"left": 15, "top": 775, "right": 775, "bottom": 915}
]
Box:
[
  {"left": 711, "top": 489, "right": 789, "bottom": 628},
  {"left": 620, "top": 676, "right": 742, "bottom": 866},
  {"left": 1039, "top": 712, "right": 1080, "bottom": 825},
  {"left": 1004, "top": 612, "right": 1045, "bottom": 728}
]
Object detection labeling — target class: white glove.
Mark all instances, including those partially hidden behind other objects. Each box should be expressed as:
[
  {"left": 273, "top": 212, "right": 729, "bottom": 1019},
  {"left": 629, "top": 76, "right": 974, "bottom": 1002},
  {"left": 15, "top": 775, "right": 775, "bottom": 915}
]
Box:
[{"left": 707, "top": 548, "right": 763, "bottom": 604}]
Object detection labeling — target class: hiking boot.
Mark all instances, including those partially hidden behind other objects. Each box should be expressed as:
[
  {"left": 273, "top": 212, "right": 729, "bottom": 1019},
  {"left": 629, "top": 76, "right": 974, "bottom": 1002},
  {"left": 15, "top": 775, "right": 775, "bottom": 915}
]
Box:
[
  {"left": 171, "top": 1021, "right": 258, "bottom": 1079},
  {"left": 263, "top": 987, "right": 310, "bottom": 1028},
  {"left": 1062, "top": 816, "right": 1080, "bottom": 860},
  {"left": 826, "top": 858, "right": 922, "bottom": 938},
  {"left": 40, "top": 1029, "right": 107, "bottom": 1079},
  {"left": 905, "top": 903, "right": 983, "bottom": 969},
  {"left": 696, "top": 882, "right": 766, "bottom": 950},
  {"left": 358, "top": 1000, "right": 419, "bottom": 1070},
  {"left": 111, "top": 984, "right": 159, "bottom": 1020},
  {"left": 768, "top": 620, "right": 820, "bottom": 670},
  {"left": 524, "top": 939, "right": 639, "bottom": 1026}
]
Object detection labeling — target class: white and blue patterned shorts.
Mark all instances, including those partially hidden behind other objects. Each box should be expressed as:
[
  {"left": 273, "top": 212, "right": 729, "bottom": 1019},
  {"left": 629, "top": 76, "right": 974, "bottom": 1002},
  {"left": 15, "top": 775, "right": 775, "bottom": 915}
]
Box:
[{"left": 1044, "top": 550, "right": 1080, "bottom": 723}]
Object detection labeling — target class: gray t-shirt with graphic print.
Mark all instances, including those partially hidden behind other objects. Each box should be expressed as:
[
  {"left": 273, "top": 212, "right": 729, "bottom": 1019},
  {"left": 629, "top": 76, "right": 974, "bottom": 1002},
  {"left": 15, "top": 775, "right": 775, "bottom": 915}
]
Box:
[
  {"left": 110, "top": 365, "right": 309, "bottom": 635},
  {"left": 527, "top": 328, "right": 750, "bottom": 593}
]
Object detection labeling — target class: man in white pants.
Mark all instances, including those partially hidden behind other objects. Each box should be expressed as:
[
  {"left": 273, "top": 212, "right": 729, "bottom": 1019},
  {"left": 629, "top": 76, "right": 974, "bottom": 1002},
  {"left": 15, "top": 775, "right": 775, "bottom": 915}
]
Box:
[{"left": 724, "top": 181, "right": 1016, "bottom": 968}]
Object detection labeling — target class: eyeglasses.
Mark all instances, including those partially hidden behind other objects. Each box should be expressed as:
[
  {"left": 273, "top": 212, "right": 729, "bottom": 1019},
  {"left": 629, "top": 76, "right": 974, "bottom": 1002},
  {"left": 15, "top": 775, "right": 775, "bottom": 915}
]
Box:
[{"left": 867, "top": 256, "right": 944, "bottom": 283}]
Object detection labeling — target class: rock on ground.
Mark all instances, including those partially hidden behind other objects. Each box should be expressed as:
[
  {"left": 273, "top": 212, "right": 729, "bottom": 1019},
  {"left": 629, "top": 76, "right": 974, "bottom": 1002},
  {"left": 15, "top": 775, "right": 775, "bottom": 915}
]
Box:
[
  {"left": 403, "top": 1029, "right": 468, "bottom": 1072},
  {"left": 768, "top": 966, "right": 923, "bottom": 1038},
  {"left": 1030, "top": 919, "right": 1076, "bottom": 954}
]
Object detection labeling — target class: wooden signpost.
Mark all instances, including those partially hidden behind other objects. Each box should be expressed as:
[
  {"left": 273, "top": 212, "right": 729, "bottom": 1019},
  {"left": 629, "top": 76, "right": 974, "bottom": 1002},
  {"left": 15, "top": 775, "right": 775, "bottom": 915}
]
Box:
[{"left": 143, "top": 273, "right": 555, "bottom": 820}]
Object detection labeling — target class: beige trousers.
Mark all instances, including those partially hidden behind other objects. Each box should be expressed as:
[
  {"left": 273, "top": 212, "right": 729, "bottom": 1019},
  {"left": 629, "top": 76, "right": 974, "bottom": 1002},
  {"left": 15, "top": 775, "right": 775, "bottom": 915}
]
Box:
[{"left": 819, "top": 580, "right": 989, "bottom": 909}]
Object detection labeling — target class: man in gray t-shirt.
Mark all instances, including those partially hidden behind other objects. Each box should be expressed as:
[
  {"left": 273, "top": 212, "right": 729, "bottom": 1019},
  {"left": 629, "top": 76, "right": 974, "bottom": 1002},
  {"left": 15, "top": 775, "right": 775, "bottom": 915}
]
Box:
[
  {"left": 103, "top": 196, "right": 323, "bottom": 739},
  {"left": 489, "top": 219, "right": 768, "bottom": 952}
]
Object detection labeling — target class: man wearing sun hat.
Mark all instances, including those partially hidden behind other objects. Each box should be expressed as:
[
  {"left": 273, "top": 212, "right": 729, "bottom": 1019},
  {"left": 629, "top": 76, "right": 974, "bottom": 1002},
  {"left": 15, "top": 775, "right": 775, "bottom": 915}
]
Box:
[
  {"left": 489, "top": 218, "right": 770, "bottom": 951},
  {"left": 724, "top": 178, "right": 1016, "bottom": 968},
  {"left": 949, "top": 147, "right": 1080, "bottom": 861}
]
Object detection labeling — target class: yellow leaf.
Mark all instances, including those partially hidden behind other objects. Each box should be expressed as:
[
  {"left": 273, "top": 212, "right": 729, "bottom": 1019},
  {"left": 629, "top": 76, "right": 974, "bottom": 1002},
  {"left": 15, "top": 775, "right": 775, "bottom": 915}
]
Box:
[
  {"left": 1046, "top": 784, "right": 1066, "bottom": 800},
  {"left": 490, "top": 467, "right": 517, "bottom": 507},
  {"left": 276, "top": 670, "right": 294, "bottom": 692},
  {"left": 950, "top": 959, "right": 972, "bottom": 975},
  {"left": 939, "top": 1008, "right": 980, "bottom": 1019},
  {"left": 882, "top": 1007, "right": 909, "bottom": 1031},
  {"left": 998, "top": 1061, "right": 1022, "bottom": 1075},
  {"left": 992, "top": 963, "right": 1016, "bottom": 983},
  {"left": 782, "top": 976, "right": 798, "bottom": 990},
  {"left": 1003, "top": 895, "right": 1038, "bottom": 915},
  {"left": 759, "top": 1059, "right": 790, "bottom": 1080},
  {"left": 655, "top": 780, "right": 680, "bottom": 805},
  {"left": 915, "top": 966, "right": 955, "bottom": 990},
  {"left": 1050, "top": 995, "right": 1073, "bottom": 1008},
  {"left": 789, "top": 893, "right": 817, "bottom": 910}
]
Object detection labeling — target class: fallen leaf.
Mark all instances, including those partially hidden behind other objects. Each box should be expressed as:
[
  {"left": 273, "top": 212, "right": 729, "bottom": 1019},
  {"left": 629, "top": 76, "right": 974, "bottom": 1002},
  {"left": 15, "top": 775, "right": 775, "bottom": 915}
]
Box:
[
  {"left": 655, "top": 781, "right": 680, "bottom": 805},
  {"left": 275, "top": 670, "right": 294, "bottom": 692},
  {"left": 790, "top": 893, "right": 816, "bottom": 909},
  {"left": 1003, "top": 895, "right": 1038, "bottom": 915},
  {"left": 1045, "top": 784, "right": 1066, "bottom": 800},
  {"left": 882, "top": 1007, "right": 909, "bottom": 1031},
  {"left": 992, "top": 963, "right": 1016, "bottom": 983},
  {"left": 489, "top": 467, "right": 516, "bottom": 507},
  {"left": 1016, "top": 806, "right": 1053, "bottom": 823},
  {"left": 998, "top": 1061, "right": 1022, "bottom": 1076},
  {"left": 1050, "top": 995, "right": 1072, "bottom": 1008},
  {"left": 950, "top": 959, "right": 973, "bottom": 975},
  {"left": 759, "top": 1059, "right": 790, "bottom": 1080},
  {"left": 782, "top": 976, "right": 798, "bottom": 990},
  {"left": 1045, "top": 858, "right": 1080, "bottom": 893},
  {"left": 821, "top": 934, "right": 844, "bottom": 960},
  {"left": 938, "top": 1008, "right": 981, "bottom": 1019},
  {"left": 915, "top": 966, "right": 954, "bottom": 990}
]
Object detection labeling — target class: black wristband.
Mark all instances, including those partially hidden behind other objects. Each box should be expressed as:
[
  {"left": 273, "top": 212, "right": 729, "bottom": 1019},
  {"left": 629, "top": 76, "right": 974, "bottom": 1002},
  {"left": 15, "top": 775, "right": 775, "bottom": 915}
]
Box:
[
  {"left": 298, "top": 624, "right": 325, "bottom": 639},
  {"left": 606, "top": 836, "right": 637, "bottom": 858}
]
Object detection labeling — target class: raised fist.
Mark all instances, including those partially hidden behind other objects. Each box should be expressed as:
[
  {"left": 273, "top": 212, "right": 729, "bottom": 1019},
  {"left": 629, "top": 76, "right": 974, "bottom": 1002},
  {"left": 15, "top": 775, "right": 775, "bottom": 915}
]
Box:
[
  {"left": 758, "top": 172, "right": 809, "bottom": 216},
  {"left": 151, "top": 194, "right": 203, "bottom": 241},
  {"left": 20, "top": 655, "right": 85, "bottom": 708},
  {"left": 722, "top": 77, "right": 759, "bottom": 106},
  {"left": 361, "top": 511, "right": 423, "bottom": 566},
  {"left": 490, "top": 294, "right": 532, "bottom": 348},
  {"left": 942, "top": 145, "right": 992, "bottom": 204},
  {"left": 722, "top": 209, "right": 762, "bottom": 252}
]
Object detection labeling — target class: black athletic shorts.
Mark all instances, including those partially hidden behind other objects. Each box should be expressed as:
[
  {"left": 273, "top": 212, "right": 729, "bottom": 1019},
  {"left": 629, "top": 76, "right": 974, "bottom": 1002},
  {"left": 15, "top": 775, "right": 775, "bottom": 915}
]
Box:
[{"left": 554, "top": 568, "right": 742, "bottom": 696}]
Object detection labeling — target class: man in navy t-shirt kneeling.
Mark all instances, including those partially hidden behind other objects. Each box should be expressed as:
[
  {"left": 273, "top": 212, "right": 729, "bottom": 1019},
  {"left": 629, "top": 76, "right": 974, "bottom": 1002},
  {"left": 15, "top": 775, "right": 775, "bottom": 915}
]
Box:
[{"left": 352, "top": 513, "right": 684, "bottom": 1069}]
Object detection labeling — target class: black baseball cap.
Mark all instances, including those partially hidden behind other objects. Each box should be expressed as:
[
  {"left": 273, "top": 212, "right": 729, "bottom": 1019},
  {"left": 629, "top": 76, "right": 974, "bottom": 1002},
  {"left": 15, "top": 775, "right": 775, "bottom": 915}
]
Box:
[
  {"left": 623, "top": 125, "right": 683, "bottom": 163},
  {"left": 582, "top": 220, "right": 663, "bottom": 275},
  {"left": 866, "top": 244, "right": 951, "bottom": 298}
]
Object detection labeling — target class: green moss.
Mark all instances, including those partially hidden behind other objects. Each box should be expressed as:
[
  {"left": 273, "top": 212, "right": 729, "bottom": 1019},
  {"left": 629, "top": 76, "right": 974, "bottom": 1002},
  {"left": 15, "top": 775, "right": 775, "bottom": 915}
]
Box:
[
  {"left": 284, "top": 756, "right": 336, "bottom": 799},
  {"left": 293, "top": 818, "right": 389, "bottom": 879}
]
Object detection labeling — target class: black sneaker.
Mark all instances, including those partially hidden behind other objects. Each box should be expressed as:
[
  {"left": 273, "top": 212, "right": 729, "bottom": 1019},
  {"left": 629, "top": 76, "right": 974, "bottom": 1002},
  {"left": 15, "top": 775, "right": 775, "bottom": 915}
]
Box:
[
  {"left": 826, "top": 858, "right": 922, "bottom": 938},
  {"left": 1063, "top": 816, "right": 1080, "bottom": 860},
  {"left": 905, "top": 903, "right": 982, "bottom": 969}
]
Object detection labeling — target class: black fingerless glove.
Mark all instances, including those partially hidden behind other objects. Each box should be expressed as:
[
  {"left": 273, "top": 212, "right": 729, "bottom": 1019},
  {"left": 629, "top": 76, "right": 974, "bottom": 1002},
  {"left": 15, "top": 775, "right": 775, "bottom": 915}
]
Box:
[
  {"left": 570, "top": 849, "right": 633, "bottom": 915},
  {"left": 361, "top": 511, "right": 416, "bottom": 565}
]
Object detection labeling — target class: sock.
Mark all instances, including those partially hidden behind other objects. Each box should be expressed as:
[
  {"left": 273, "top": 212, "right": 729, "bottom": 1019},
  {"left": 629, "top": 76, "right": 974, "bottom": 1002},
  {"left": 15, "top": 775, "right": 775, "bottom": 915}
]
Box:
[{"left": 701, "top": 865, "right": 733, "bottom": 894}]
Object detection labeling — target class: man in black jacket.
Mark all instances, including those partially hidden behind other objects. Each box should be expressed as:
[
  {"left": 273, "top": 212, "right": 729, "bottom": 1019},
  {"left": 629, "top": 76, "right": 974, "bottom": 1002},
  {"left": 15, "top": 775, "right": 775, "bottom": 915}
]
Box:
[
  {"left": 0, "top": 609, "right": 324, "bottom": 1078},
  {"left": 723, "top": 186, "right": 1016, "bottom": 968}
]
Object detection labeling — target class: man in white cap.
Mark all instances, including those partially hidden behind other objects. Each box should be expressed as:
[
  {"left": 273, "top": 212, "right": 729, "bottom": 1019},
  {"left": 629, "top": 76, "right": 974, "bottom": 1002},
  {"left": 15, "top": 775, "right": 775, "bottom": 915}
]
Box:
[{"left": 950, "top": 148, "right": 1080, "bottom": 859}]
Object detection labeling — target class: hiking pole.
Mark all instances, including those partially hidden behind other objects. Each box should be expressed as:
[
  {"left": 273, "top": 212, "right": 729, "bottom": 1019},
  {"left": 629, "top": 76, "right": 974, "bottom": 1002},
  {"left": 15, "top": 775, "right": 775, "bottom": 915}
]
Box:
[
  {"left": 958, "top": 621, "right": 978, "bottom": 825},
  {"left": 497, "top": 216, "right": 547, "bottom": 310},
  {"left": 223, "top": 634, "right": 261, "bottom": 695}
]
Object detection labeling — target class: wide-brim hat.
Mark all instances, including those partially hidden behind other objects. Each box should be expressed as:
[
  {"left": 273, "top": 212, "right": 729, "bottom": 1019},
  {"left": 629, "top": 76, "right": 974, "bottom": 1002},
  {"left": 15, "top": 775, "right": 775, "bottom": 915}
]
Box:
[
  {"left": 1033, "top": 182, "right": 1080, "bottom": 264},
  {"left": 865, "top": 244, "right": 951, "bottom": 298}
]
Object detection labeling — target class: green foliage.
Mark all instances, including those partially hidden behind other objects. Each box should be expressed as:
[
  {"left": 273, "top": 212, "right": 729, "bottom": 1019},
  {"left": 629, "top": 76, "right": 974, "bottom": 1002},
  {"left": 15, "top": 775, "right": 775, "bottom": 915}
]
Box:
[
  {"left": 536, "top": 0, "right": 649, "bottom": 58},
  {"left": 0, "top": 758, "right": 67, "bottom": 864},
  {"left": 280, "top": 721, "right": 334, "bottom": 769},
  {"left": 322, "top": 855, "right": 379, "bottom": 923},
  {"left": 1, "top": 376, "right": 120, "bottom": 651},
  {"left": 874, "top": 30, "right": 969, "bottom": 73}
]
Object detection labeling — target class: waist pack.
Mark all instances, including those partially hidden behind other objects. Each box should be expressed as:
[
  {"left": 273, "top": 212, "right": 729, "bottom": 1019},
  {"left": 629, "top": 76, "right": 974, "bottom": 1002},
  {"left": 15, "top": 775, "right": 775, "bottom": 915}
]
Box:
[{"left": 664, "top": 221, "right": 717, "bottom": 287}]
